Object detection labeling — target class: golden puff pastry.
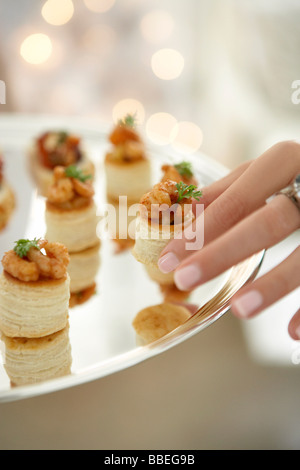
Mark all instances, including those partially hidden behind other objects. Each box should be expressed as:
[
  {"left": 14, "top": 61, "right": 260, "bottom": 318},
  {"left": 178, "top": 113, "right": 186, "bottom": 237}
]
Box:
[
  {"left": 68, "top": 242, "right": 101, "bottom": 294},
  {"left": 132, "top": 180, "right": 195, "bottom": 267},
  {"left": 144, "top": 264, "right": 175, "bottom": 286},
  {"left": 45, "top": 166, "right": 100, "bottom": 253},
  {"left": 132, "top": 302, "right": 191, "bottom": 345},
  {"left": 46, "top": 201, "right": 99, "bottom": 253},
  {"left": 132, "top": 213, "right": 193, "bottom": 268},
  {"left": 105, "top": 158, "right": 152, "bottom": 204},
  {"left": 105, "top": 114, "right": 152, "bottom": 204},
  {"left": 0, "top": 239, "right": 70, "bottom": 338},
  {"left": 1, "top": 326, "right": 72, "bottom": 386},
  {"left": 28, "top": 130, "right": 95, "bottom": 196},
  {"left": 0, "top": 272, "right": 70, "bottom": 338},
  {"left": 106, "top": 195, "right": 138, "bottom": 252}
]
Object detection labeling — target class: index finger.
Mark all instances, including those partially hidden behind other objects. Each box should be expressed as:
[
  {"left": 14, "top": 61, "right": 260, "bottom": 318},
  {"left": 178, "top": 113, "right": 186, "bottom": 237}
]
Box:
[{"left": 159, "top": 141, "right": 300, "bottom": 273}]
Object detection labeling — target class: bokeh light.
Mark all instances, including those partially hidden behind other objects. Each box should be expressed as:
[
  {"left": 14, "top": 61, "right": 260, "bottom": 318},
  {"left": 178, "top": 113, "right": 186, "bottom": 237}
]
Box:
[
  {"left": 112, "top": 99, "right": 145, "bottom": 125},
  {"left": 83, "top": 0, "right": 115, "bottom": 13},
  {"left": 151, "top": 48, "right": 184, "bottom": 80},
  {"left": 171, "top": 121, "right": 203, "bottom": 154},
  {"left": 20, "top": 33, "right": 53, "bottom": 65},
  {"left": 140, "top": 10, "right": 174, "bottom": 44},
  {"left": 146, "top": 112, "right": 178, "bottom": 145},
  {"left": 41, "top": 0, "right": 74, "bottom": 26}
]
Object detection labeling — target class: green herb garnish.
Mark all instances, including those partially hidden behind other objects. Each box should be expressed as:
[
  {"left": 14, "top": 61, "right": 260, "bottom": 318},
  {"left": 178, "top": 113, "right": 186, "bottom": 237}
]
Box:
[
  {"left": 174, "top": 161, "right": 194, "bottom": 179},
  {"left": 176, "top": 182, "right": 202, "bottom": 203},
  {"left": 118, "top": 113, "right": 137, "bottom": 128},
  {"left": 14, "top": 238, "right": 41, "bottom": 259},
  {"left": 57, "top": 131, "right": 68, "bottom": 145},
  {"left": 65, "top": 165, "right": 92, "bottom": 183}
]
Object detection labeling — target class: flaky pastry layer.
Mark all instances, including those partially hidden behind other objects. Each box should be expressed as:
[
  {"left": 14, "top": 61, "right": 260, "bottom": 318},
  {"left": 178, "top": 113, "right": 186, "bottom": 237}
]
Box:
[{"left": 0, "top": 272, "right": 70, "bottom": 338}]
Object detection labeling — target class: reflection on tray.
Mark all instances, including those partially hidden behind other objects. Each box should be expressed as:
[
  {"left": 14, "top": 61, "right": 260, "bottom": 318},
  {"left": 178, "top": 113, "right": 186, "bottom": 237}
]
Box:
[
  {"left": 0, "top": 118, "right": 263, "bottom": 402},
  {"left": 0, "top": 326, "right": 72, "bottom": 387},
  {"left": 132, "top": 302, "right": 192, "bottom": 346}
]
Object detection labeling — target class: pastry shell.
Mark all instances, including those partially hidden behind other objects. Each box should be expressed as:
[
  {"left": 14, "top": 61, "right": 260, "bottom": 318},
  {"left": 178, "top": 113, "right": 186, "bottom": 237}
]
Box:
[
  {"left": 45, "top": 201, "right": 100, "bottom": 253},
  {"left": 0, "top": 272, "right": 70, "bottom": 338},
  {"left": 28, "top": 144, "right": 95, "bottom": 197}
]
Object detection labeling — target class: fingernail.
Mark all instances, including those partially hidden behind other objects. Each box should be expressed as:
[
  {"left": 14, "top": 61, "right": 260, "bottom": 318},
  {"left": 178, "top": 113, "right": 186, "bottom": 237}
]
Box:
[
  {"left": 174, "top": 264, "right": 202, "bottom": 291},
  {"left": 158, "top": 252, "right": 180, "bottom": 274},
  {"left": 232, "top": 290, "right": 263, "bottom": 318}
]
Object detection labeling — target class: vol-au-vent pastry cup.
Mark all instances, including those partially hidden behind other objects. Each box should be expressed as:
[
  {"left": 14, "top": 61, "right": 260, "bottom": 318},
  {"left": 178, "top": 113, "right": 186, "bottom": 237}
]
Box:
[
  {"left": 145, "top": 263, "right": 175, "bottom": 286},
  {"left": 68, "top": 242, "right": 101, "bottom": 294},
  {"left": 132, "top": 302, "right": 191, "bottom": 345},
  {"left": 105, "top": 157, "right": 152, "bottom": 204},
  {"left": 132, "top": 207, "right": 194, "bottom": 267},
  {"left": 28, "top": 144, "right": 95, "bottom": 197},
  {"left": 0, "top": 272, "right": 70, "bottom": 338},
  {"left": 0, "top": 180, "right": 15, "bottom": 231},
  {"left": 1, "top": 326, "right": 72, "bottom": 386},
  {"left": 45, "top": 201, "right": 100, "bottom": 253}
]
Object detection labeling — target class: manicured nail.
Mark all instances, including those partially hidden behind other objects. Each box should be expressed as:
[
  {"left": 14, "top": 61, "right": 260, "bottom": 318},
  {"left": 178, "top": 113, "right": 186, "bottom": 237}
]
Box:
[
  {"left": 174, "top": 264, "right": 202, "bottom": 291},
  {"left": 232, "top": 290, "right": 263, "bottom": 318},
  {"left": 158, "top": 252, "right": 180, "bottom": 274}
]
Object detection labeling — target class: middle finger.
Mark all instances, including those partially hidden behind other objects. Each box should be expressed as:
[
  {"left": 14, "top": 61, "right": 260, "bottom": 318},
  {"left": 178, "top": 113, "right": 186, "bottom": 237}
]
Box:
[
  {"left": 159, "top": 141, "right": 300, "bottom": 271},
  {"left": 173, "top": 194, "right": 300, "bottom": 292}
]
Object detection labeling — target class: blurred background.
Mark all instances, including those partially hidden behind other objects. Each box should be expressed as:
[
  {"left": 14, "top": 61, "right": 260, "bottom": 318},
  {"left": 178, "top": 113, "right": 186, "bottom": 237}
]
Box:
[
  {"left": 0, "top": 0, "right": 299, "bottom": 450},
  {"left": 1, "top": 0, "right": 300, "bottom": 166}
]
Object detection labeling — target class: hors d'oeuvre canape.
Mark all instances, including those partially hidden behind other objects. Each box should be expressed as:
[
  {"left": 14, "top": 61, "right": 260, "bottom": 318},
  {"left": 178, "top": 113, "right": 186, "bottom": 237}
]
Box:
[
  {"left": 29, "top": 130, "right": 95, "bottom": 196},
  {"left": 105, "top": 114, "right": 151, "bottom": 204},
  {"left": 68, "top": 244, "right": 100, "bottom": 307},
  {"left": 132, "top": 179, "right": 202, "bottom": 285},
  {"left": 45, "top": 166, "right": 100, "bottom": 305},
  {"left": 45, "top": 165, "right": 99, "bottom": 253},
  {"left": 1, "top": 326, "right": 72, "bottom": 386},
  {"left": 132, "top": 303, "right": 191, "bottom": 345},
  {"left": 0, "top": 155, "right": 15, "bottom": 231},
  {"left": 0, "top": 239, "right": 70, "bottom": 338},
  {"left": 161, "top": 161, "right": 198, "bottom": 186}
]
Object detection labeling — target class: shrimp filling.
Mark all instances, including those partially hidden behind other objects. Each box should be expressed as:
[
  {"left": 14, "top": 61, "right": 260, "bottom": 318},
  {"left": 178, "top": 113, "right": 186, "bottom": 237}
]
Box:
[
  {"left": 106, "top": 119, "right": 146, "bottom": 163},
  {"left": 2, "top": 240, "right": 70, "bottom": 282},
  {"left": 47, "top": 166, "right": 94, "bottom": 210},
  {"left": 140, "top": 180, "right": 193, "bottom": 225}
]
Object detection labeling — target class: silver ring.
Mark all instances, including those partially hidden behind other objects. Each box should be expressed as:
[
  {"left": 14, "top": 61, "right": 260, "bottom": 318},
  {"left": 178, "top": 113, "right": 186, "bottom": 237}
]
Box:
[{"left": 276, "top": 174, "right": 300, "bottom": 211}]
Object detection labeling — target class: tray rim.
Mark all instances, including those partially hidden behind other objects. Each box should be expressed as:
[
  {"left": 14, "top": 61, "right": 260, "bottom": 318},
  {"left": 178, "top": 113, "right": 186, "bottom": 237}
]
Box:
[{"left": 0, "top": 113, "right": 265, "bottom": 403}]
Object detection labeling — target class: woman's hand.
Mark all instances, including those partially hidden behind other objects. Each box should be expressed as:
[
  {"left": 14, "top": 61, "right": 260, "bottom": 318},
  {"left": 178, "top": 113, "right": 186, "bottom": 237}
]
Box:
[{"left": 158, "top": 141, "right": 300, "bottom": 339}]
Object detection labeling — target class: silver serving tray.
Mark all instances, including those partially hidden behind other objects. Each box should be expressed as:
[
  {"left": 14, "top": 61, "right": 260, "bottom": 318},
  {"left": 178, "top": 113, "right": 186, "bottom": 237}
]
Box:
[{"left": 0, "top": 114, "right": 264, "bottom": 402}]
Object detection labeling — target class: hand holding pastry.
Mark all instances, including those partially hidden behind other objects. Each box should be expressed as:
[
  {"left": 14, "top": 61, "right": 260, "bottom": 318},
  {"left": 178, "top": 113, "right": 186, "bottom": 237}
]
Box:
[
  {"left": 133, "top": 179, "right": 202, "bottom": 287},
  {"left": 157, "top": 141, "right": 300, "bottom": 340}
]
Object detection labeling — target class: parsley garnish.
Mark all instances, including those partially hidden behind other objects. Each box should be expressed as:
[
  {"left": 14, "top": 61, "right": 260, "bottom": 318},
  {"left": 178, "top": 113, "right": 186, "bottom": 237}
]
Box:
[
  {"left": 176, "top": 182, "right": 202, "bottom": 202},
  {"left": 57, "top": 131, "right": 68, "bottom": 145},
  {"left": 174, "top": 161, "right": 194, "bottom": 179},
  {"left": 65, "top": 165, "right": 92, "bottom": 183},
  {"left": 14, "top": 238, "right": 41, "bottom": 259},
  {"left": 118, "top": 113, "right": 137, "bottom": 128}
]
